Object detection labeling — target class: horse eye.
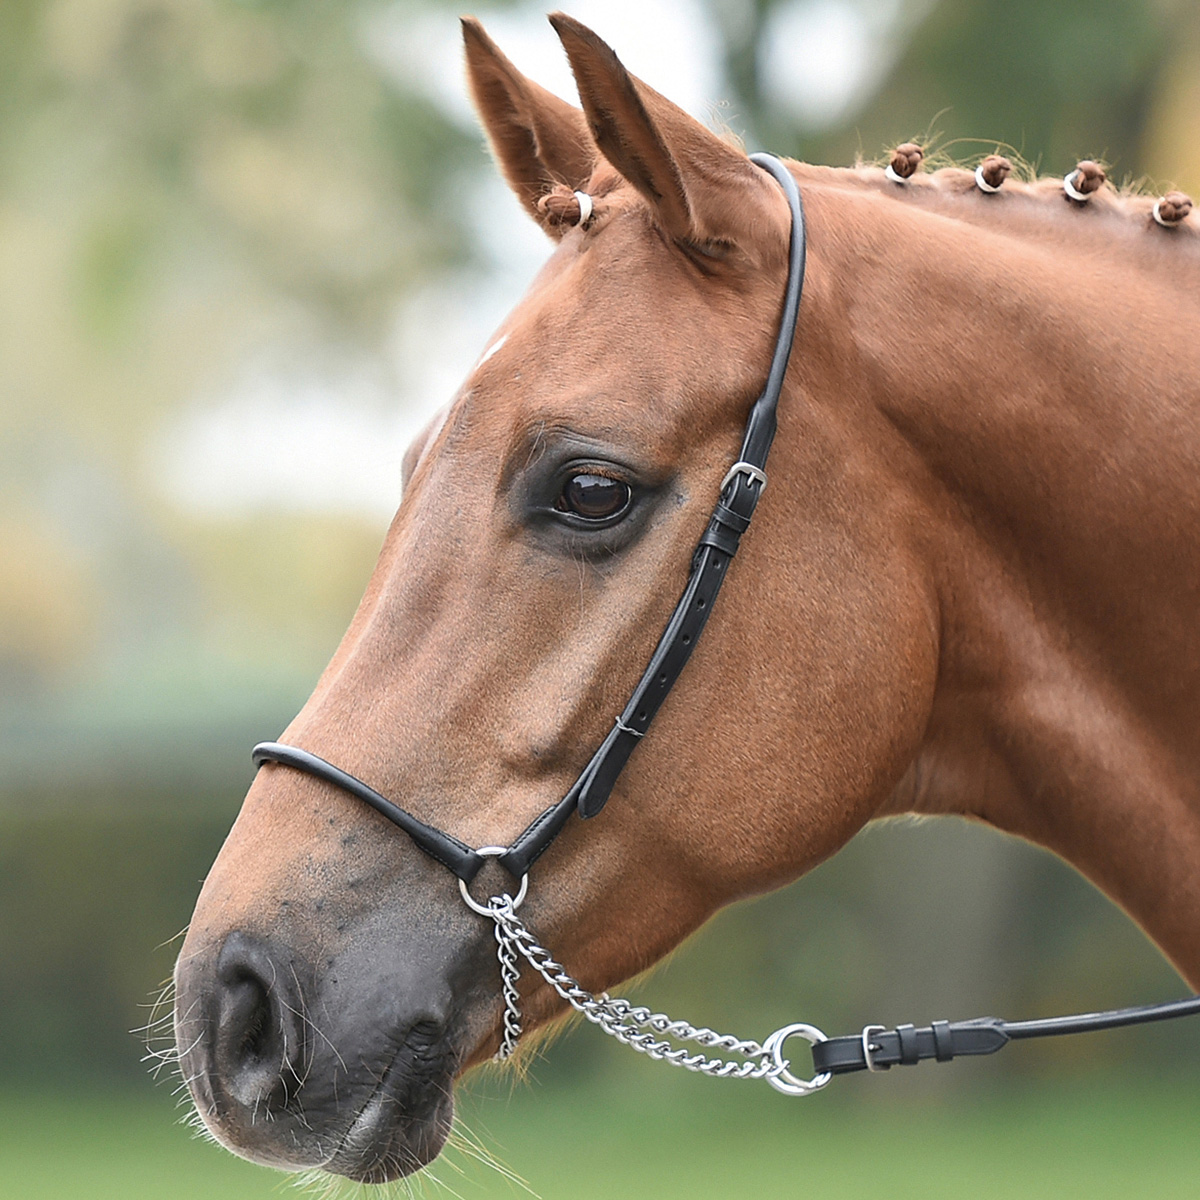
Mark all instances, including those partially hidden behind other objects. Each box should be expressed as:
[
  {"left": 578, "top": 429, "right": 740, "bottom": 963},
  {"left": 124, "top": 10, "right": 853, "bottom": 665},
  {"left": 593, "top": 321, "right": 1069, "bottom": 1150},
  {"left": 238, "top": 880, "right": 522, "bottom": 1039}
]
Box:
[{"left": 555, "top": 473, "right": 632, "bottom": 522}]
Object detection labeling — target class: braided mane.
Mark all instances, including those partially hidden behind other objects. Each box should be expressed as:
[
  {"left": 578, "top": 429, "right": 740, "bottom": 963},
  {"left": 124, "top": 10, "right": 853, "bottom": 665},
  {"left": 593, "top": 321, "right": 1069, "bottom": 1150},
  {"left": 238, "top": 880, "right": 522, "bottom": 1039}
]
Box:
[{"left": 831, "top": 143, "right": 1197, "bottom": 243}]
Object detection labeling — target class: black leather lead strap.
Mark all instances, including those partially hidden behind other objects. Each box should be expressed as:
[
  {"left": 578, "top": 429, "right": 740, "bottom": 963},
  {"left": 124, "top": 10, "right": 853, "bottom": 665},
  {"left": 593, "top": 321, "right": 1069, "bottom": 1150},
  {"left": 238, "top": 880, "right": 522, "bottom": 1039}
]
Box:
[{"left": 810, "top": 994, "right": 1200, "bottom": 1076}]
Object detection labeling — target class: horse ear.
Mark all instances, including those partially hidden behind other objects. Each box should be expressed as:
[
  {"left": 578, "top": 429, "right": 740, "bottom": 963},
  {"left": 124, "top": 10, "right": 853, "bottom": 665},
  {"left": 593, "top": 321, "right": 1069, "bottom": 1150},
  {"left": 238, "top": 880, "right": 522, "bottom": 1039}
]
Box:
[
  {"left": 462, "top": 17, "right": 596, "bottom": 236},
  {"left": 548, "top": 12, "right": 774, "bottom": 247}
]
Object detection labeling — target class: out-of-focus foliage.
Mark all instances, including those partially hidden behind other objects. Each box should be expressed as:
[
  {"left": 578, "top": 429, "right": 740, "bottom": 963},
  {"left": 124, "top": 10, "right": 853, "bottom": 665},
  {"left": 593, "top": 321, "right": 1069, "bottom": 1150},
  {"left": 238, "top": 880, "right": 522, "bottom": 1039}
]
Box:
[
  {"left": 730, "top": 0, "right": 1200, "bottom": 185},
  {"left": 0, "top": 0, "right": 473, "bottom": 744},
  {"left": 1, "top": 0, "right": 1198, "bottom": 1096}
]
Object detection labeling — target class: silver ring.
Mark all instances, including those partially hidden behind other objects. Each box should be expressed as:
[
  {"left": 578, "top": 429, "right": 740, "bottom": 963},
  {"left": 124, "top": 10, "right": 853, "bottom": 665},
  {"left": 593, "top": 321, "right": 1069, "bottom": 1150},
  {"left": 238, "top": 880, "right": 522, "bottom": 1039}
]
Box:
[
  {"left": 572, "top": 190, "right": 593, "bottom": 225},
  {"left": 974, "top": 163, "right": 1002, "bottom": 194},
  {"left": 458, "top": 846, "right": 529, "bottom": 916},
  {"left": 720, "top": 461, "right": 767, "bottom": 495},
  {"left": 1063, "top": 170, "right": 1090, "bottom": 202},
  {"left": 762, "top": 1022, "right": 832, "bottom": 1096},
  {"left": 861, "top": 1024, "right": 887, "bottom": 1072}
]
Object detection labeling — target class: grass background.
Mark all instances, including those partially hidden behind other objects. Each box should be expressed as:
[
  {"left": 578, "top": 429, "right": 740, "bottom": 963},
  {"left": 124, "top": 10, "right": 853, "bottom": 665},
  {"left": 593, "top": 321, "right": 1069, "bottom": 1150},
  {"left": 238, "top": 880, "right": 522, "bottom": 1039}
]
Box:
[{"left": 5, "top": 1068, "right": 1199, "bottom": 1199}]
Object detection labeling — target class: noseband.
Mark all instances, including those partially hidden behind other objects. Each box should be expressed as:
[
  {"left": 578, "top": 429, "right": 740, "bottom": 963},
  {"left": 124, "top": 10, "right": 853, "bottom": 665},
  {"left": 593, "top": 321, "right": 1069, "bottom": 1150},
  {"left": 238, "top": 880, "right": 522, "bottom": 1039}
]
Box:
[{"left": 251, "top": 155, "right": 1200, "bottom": 1091}]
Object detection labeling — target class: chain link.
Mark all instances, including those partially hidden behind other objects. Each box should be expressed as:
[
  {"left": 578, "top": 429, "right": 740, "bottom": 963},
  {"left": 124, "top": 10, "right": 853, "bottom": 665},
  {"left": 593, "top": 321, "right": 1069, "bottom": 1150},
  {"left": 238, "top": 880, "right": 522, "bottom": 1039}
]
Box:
[{"left": 484, "top": 893, "right": 828, "bottom": 1092}]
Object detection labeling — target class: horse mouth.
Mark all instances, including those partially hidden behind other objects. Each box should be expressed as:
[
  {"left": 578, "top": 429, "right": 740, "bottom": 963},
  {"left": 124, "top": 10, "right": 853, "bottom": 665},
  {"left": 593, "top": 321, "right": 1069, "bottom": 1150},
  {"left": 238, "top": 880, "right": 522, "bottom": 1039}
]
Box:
[{"left": 321, "top": 1024, "right": 457, "bottom": 1183}]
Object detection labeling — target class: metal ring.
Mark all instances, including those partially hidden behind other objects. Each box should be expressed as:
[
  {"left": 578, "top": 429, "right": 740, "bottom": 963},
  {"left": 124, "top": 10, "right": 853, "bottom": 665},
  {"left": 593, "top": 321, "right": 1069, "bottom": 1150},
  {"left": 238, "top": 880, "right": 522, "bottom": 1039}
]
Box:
[
  {"left": 974, "top": 163, "right": 1001, "bottom": 194},
  {"left": 861, "top": 1024, "right": 887, "bottom": 1072},
  {"left": 1063, "top": 170, "right": 1090, "bottom": 202},
  {"left": 573, "top": 190, "right": 594, "bottom": 226},
  {"left": 762, "top": 1022, "right": 832, "bottom": 1096},
  {"left": 720, "top": 461, "right": 767, "bottom": 495},
  {"left": 458, "top": 846, "right": 529, "bottom": 917}
]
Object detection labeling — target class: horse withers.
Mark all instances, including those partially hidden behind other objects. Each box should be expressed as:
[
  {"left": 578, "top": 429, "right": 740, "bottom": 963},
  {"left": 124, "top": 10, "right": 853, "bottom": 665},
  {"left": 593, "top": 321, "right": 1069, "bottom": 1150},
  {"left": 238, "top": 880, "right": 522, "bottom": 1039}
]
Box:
[{"left": 172, "top": 13, "right": 1200, "bottom": 1183}]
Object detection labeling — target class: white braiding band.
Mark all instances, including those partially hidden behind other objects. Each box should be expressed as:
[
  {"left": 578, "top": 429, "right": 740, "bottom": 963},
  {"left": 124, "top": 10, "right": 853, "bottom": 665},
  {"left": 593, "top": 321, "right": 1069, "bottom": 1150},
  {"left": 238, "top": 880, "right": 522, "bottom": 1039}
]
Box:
[
  {"left": 1063, "top": 170, "right": 1091, "bottom": 202},
  {"left": 1152, "top": 198, "right": 1170, "bottom": 228},
  {"left": 884, "top": 164, "right": 909, "bottom": 185},
  {"left": 974, "top": 163, "right": 1002, "bottom": 194},
  {"left": 573, "top": 190, "right": 593, "bottom": 225}
]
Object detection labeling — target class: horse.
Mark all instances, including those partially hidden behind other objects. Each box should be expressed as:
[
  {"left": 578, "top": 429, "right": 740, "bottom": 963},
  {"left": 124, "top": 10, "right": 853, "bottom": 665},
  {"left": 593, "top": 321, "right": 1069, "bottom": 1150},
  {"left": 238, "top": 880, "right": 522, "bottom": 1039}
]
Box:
[{"left": 172, "top": 12, "right": 1200, "bottom": 1184}]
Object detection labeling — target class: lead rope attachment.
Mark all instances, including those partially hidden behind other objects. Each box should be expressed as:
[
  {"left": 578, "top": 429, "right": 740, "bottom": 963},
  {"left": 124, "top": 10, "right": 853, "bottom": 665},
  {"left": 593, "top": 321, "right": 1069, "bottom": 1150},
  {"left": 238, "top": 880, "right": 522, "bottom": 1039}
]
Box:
[{"left": 471, "top": 887, "right": 832, "bottom": 1094}]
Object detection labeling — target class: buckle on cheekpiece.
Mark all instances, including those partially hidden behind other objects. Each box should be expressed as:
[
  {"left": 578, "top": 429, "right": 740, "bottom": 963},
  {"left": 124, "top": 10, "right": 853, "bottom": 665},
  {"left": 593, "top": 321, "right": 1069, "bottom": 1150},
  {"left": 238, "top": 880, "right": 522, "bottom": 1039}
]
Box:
[{"left": 720, "top": 461, "right": 767, "bottom": 496}]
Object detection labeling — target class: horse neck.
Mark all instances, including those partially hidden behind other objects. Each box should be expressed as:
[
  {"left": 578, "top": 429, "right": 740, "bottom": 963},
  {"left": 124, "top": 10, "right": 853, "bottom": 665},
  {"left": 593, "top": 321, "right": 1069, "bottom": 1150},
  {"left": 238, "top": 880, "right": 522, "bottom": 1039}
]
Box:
[{"left": 799, "top": 175, "right": 1200, "bottom": 982}]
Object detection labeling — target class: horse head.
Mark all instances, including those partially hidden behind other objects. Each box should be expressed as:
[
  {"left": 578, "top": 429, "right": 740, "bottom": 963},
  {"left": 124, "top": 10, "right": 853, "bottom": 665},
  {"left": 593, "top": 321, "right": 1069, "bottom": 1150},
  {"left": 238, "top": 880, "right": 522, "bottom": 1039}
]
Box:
[{"left": 174, "top": 14, "right": 944, "bottom": 1183}]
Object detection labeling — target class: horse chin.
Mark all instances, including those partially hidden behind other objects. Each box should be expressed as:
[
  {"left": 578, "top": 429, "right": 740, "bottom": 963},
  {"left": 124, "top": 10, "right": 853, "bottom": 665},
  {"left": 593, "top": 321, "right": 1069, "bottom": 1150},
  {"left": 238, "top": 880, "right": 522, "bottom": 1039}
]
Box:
[
  {"left": 184, "top": 1030, "right": 458, "bottom": 1184},
  {"left": 322, "top": 1069, "right": 455, "bottom": 1184}
]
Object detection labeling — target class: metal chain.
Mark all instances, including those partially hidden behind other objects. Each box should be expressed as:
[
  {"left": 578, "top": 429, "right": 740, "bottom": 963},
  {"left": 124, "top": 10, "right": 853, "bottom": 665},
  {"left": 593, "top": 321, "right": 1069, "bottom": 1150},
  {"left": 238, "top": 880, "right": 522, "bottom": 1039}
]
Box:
[
  {"left": 483, "top": 893, "right": 831, "bottom": 1094},
  {"left": 493, "top": 904, "right": 524, "bottom": 1054}
]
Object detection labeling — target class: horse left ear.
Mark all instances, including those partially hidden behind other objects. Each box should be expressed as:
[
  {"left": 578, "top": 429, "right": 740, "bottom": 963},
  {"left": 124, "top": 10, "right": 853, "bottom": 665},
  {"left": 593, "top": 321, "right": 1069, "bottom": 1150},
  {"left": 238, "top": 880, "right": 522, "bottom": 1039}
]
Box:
[
  {"left": 463, "top": 17, "right": 596, "bottom": 235},
  {"left": 548, "top": 12, "right": 781, "bottom": 249}
]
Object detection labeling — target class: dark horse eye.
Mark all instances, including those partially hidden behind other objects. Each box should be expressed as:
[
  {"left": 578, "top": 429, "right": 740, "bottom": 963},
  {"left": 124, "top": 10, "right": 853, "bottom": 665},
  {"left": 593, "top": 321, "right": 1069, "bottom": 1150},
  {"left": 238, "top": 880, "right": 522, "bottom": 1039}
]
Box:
[{"left": 555, "top": 473, "right": 631, "bottom": 522}]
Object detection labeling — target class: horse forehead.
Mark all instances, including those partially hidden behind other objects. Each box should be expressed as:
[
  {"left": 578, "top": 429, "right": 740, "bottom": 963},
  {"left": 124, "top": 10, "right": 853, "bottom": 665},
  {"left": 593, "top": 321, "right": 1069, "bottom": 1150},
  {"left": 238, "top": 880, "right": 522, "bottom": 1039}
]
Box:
[
  {"left": 478, "top": 265, "right": 728, "bottom": 421},
  {"left": 512, "top": 219, "right": 708, "bottom": 348}
]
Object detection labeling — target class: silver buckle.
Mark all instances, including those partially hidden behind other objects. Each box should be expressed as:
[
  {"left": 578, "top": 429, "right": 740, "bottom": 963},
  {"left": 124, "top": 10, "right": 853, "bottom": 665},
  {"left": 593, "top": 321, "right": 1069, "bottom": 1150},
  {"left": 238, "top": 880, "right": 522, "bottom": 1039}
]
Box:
[
  {"left": 861, "top": 1024, "right": 887, "bottom": 1072},
  {"left": 720, "top": 461, "right": 767, "bottom": 495}
]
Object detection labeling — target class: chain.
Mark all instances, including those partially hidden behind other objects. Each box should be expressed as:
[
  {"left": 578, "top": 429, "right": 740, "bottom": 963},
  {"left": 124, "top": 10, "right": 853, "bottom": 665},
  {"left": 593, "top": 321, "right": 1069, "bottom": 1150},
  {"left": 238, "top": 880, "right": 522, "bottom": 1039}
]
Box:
[
  {"left": 483, "top": 893, "right": 830, "bottom": 1094},
  {"left": 493, "top": 903, "right": 524, "bottom": 1055}
]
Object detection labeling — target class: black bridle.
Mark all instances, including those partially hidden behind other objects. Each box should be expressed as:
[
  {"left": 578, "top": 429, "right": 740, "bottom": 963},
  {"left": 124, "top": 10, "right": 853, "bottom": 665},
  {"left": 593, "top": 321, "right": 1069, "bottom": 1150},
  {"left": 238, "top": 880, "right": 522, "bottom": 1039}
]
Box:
[
  {"left": 251, "top": 154, "right": 1200, "bottom": 1082},
  {"left": 253, "top": 152, "right": 806, "bottom": 886}
]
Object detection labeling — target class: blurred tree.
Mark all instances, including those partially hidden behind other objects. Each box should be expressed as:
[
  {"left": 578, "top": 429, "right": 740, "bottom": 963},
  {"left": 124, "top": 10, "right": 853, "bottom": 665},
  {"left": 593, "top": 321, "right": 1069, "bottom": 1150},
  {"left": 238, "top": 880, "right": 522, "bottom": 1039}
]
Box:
[
  {"left": 0, "top": 0, "right": 475, "bottom": 725},
  {"left": 719, "top": 0, "right": 1193, "bottom": 181}
]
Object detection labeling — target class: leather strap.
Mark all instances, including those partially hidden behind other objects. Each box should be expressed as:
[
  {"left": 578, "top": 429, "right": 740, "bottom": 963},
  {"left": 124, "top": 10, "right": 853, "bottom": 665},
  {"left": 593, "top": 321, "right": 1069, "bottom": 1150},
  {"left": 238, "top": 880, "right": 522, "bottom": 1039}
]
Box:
[
  {"left": 247, "top": 159, "right": 1200, "bottom": 1082},
  {"left": 252, "top": 742, "right": 486, "bottom": 883},
  {"left": 562, "top": 152, "right": 806, "bottom": 826},
  {"left": 810, "top": 994, "right": 1200, "bottom": 1076},
  {"left": 251, "top": 153, "right": 805, "bottom": 886}
]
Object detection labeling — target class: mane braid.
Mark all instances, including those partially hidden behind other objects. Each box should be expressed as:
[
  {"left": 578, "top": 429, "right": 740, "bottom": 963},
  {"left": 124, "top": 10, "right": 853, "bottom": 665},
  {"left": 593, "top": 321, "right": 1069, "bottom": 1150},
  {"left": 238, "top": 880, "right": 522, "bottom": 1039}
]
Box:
[
  {"left": 820, "top": 143, "right": 1199, "bottom": 245},
  {"left": 851, "top": 139, "right": 1195, "bottom": 234}
]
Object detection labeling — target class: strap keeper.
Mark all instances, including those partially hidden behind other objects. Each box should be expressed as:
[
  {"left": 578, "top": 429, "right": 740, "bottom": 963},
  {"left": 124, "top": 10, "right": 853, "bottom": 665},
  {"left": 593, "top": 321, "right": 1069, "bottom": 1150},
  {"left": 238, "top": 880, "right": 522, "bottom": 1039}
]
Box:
[
  {"left": 698, "top": 507, "right": 745, "bottom": 557},
  {"left": 932, "top": 1019, "right": 954, "bottom": 1062},
  {"left": 897, "top": 1023, "right": 920, "bottom": 1065}
]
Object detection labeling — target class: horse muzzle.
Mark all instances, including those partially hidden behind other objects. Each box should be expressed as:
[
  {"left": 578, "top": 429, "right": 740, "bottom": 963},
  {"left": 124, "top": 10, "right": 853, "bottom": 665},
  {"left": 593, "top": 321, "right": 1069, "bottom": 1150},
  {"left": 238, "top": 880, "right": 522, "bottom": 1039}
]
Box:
[{"left": 173, "top": 924, "right": 467, "bottom": 1182}]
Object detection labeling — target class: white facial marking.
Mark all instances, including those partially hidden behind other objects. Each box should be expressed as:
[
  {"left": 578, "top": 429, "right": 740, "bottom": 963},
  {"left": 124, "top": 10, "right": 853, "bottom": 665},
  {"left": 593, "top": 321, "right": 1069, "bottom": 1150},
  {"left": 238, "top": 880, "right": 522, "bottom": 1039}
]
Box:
[{"left": 477, "top": 334, "right": 508, "bottom": 368}]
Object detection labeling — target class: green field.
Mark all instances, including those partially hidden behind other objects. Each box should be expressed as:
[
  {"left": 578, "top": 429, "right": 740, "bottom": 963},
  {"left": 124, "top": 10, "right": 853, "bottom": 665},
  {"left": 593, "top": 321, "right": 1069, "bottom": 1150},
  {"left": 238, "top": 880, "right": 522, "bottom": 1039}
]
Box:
[{"left": 3, "top": 1070, "right": 1198, "bottom": 1200}]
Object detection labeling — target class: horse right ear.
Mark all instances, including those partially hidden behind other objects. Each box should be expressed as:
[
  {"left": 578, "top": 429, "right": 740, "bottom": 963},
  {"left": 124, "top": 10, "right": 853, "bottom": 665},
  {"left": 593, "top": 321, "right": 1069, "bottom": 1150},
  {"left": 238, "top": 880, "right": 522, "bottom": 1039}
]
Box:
[{"left": 462, "top": 17, "right": 596, "bottom": 236}]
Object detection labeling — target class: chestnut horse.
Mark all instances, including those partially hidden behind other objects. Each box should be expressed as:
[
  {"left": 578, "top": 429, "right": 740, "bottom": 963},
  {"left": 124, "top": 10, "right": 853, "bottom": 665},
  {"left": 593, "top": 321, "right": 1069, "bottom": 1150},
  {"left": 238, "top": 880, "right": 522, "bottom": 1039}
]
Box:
[{"left": 173, "top": 13, "right": 1200, "bottom": 1184}]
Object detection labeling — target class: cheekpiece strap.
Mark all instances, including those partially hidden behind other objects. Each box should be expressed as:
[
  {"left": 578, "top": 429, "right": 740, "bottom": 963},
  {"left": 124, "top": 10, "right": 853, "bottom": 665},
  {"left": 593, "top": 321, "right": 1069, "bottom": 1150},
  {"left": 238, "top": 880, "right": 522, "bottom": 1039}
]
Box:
[{"left": 249, "top": 154, "right": 806, "bottom": 886}]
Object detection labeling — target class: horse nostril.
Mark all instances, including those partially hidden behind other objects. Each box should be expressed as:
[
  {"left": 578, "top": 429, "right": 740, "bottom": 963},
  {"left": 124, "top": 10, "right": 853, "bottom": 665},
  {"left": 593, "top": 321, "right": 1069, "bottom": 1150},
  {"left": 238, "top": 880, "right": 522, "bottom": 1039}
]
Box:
[{"left": 214, "top": 932, "right": 304, "bottom": 1110}]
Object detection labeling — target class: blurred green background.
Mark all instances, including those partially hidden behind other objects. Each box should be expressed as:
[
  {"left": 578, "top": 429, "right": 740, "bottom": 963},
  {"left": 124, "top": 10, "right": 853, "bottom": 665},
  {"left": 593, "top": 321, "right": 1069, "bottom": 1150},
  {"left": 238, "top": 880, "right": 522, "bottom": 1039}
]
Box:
[{"left": 3, "top": 0, "right": 1199, "bottom": 1195}]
